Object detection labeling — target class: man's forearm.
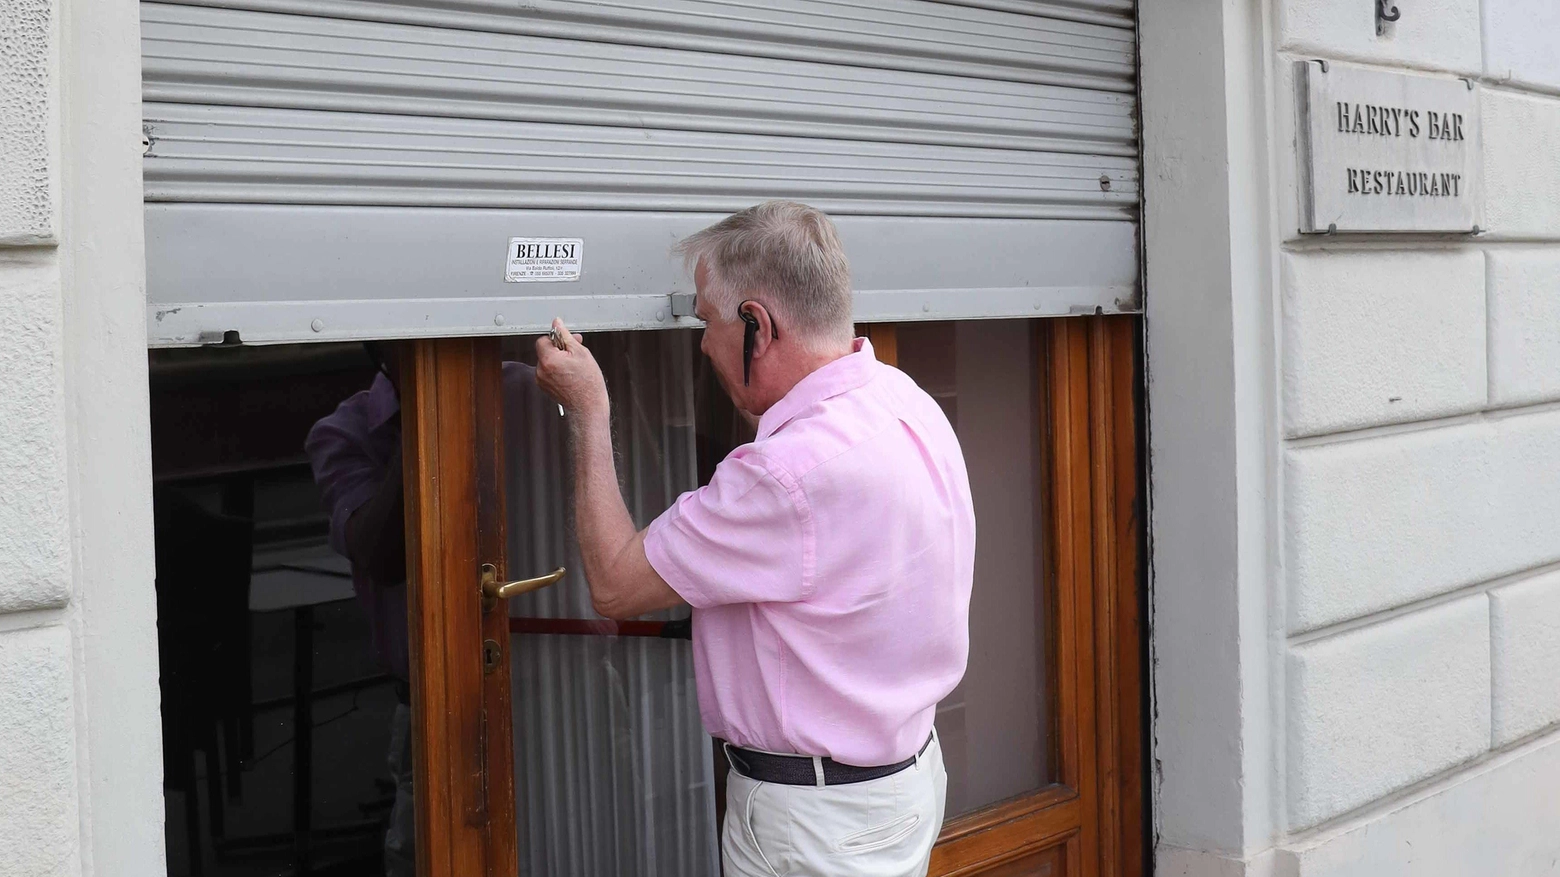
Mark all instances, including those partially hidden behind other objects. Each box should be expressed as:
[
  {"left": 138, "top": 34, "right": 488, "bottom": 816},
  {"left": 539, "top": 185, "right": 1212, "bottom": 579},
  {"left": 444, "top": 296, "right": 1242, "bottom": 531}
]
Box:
[
  {"left": 537, "top": 322, "right": 681, "bottom": 619},
  {"left": 569, "top": 407, "right": 641, "bottom": 615}
]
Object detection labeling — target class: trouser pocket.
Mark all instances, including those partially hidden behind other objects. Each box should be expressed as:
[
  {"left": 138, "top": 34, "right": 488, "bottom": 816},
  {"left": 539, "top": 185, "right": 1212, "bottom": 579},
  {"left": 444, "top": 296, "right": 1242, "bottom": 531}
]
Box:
[
  {"left": 835, "top": 811, "right": 922, "bottom": 854},
  {"left": 724, "top": 771, "right": 785, "bottom": 877}
]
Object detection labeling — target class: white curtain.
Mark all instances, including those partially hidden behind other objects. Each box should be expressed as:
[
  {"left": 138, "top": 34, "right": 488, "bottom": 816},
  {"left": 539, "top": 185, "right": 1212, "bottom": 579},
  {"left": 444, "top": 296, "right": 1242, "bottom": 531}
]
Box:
[{"left": 502, "top": 330, "right": 720, "bottom": 877}]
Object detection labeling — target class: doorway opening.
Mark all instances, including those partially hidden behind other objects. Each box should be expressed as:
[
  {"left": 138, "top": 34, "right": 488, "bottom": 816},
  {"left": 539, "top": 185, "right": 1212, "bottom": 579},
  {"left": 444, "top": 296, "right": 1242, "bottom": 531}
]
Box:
[
  {"left": 149, "top": 316, "right": 1141, "bottom": 877},
  {"left": 150, "top": 342, "right": 402, "bottom": 876}
]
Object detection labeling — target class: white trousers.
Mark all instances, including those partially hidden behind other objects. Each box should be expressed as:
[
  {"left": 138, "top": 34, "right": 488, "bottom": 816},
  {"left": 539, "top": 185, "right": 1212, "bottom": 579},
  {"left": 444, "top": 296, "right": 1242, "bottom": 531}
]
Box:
[{"left": 723, "top": 736, "right": 948, "bottom": 877}]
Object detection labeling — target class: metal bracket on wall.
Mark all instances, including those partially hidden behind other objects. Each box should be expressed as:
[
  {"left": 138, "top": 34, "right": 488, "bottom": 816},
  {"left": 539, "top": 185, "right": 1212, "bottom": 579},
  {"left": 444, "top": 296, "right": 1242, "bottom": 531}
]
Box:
[
  {"left": 1376, "top": 0, "right": 1402, "bottom": 35},
  {"left": 669, "top": 292, "right": 697, "bottom": 318}
]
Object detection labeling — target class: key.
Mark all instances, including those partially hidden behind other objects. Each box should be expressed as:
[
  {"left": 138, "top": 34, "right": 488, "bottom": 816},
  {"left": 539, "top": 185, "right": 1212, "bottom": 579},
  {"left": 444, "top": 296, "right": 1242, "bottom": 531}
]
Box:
[{"left": 549, "top": 326, "right": 568, "bottom": 416}]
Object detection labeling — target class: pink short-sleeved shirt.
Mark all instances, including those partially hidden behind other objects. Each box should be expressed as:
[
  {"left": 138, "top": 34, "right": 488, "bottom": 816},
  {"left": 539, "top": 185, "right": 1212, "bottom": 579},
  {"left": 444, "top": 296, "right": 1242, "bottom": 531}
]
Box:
[{"left": 644, "top": 337, "right": 975, "bottom": 767}]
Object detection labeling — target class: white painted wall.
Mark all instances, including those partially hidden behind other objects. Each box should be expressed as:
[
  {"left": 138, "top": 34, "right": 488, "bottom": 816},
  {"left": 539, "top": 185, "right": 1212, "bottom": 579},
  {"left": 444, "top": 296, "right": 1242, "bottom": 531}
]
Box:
[
  {"left": 0, "top": 0, "right": 162, "bottom": 874},
  {"left": 1147, "top": 0, "right": 1560, "bottom": 874},
  {"left": 1140, "top": 0, "right": 1278, "bottom": 859}
]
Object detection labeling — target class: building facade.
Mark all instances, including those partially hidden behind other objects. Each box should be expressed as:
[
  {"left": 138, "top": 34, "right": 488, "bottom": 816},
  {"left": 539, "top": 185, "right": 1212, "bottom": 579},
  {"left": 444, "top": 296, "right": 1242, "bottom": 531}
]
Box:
[
  {"left": 1145, "top": 0, "right": 1560, "bottom": 873},
  {"left": 0, "top": 0, "right": 1557, "bottom": 874}
]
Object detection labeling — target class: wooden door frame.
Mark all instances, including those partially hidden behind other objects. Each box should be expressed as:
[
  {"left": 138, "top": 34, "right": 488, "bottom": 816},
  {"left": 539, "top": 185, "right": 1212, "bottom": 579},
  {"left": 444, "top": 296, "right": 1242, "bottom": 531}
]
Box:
[
  {"left": 401, "top": 337, "right": 518, "bottom": 876},
  {"left": 872, "top": 317, "right": 1145, "bottom": 877},
  {"left": 403, "top": 315, "right": 1145, "bottom": 877}
]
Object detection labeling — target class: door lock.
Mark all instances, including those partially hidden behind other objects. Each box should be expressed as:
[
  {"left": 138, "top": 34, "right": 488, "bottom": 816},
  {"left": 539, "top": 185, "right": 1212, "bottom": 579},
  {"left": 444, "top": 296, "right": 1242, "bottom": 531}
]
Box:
[{"left": 482, "top": 639, "right": 503, "bottom": 674}]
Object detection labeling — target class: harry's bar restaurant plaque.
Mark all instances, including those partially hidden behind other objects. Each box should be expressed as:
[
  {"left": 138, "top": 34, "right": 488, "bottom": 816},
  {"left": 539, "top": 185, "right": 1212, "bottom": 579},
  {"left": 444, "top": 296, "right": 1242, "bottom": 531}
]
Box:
[{"left": 1297, "top": 61, "right": 1479, "bottom": 233}]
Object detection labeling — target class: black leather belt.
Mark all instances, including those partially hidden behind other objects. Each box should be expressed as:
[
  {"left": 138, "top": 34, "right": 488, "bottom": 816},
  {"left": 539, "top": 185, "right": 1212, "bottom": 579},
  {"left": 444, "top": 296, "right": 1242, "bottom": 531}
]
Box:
[{"left": 723, "top": 735, "right": 933, "bottom": 787}]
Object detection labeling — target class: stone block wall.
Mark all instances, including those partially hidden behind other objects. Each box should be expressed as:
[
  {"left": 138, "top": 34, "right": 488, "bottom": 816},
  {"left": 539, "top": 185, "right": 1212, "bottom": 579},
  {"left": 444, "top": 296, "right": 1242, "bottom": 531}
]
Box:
[
  {"left": 0, "top": 0, "right": 57, "bottom": 246},
  {"left": 1267, "top": 0, "right": 1560, "bottom": 870},
  {"left": 0, "top": 0, "right": 160, "bottom": 873},
  {"left": 0, "top": 1, "right": 82, "bottom": 874}
]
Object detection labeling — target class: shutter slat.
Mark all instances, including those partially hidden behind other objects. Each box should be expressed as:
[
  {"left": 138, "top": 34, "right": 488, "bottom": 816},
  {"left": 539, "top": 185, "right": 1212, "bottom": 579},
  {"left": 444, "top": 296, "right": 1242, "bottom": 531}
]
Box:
[
  {"left": 145, "top": 105, "right": 1138, "bottom": 218},
  {"left": 145, "top": 0, "right": 1137, "bottom": 87}
]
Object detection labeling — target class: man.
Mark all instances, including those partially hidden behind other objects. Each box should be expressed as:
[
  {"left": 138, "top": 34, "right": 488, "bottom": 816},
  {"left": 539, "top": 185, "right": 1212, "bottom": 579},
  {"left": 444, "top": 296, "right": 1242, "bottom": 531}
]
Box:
[
  {"left": 306, "top": 343, "right": 546, "bottom": 877},
  {"left": 535, "top": 200, "right": 976, "bottom": 876}
]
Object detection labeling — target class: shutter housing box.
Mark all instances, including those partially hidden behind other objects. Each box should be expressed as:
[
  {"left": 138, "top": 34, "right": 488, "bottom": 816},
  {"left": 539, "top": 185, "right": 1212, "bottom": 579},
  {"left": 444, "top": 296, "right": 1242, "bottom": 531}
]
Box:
[{"left": 142, "top": 0, "right": 1141, "bottom": 345}]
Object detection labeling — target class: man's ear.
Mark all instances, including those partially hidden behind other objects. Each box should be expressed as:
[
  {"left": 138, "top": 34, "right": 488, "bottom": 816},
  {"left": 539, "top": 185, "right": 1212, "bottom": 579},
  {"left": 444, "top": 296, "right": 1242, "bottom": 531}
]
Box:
[{"left": 738, "top": 301, "right": 778, "bottom": 356}]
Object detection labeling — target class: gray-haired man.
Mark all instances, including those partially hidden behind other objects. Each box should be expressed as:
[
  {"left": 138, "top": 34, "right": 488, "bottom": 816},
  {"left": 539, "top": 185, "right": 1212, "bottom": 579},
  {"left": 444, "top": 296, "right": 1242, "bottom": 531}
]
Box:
[{"left": 537, "top": 201, "right": 976, "bottom": 876}]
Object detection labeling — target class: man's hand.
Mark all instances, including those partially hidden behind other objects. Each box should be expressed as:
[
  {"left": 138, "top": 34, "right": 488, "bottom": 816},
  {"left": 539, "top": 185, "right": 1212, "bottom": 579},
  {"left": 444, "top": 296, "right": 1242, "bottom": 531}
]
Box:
[
  {"left": 536, "top": 318, "right": 684, "bottom": 619},
  {"left": 535, "top": 318, "right": 609, "bottom": 418}
]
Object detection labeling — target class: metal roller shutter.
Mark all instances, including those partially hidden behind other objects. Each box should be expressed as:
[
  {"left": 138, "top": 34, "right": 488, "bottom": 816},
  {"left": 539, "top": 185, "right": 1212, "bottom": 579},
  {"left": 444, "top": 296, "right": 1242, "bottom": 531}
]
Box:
[{"left": 141, "top": 0, "right": 1140, "bottom": 345}]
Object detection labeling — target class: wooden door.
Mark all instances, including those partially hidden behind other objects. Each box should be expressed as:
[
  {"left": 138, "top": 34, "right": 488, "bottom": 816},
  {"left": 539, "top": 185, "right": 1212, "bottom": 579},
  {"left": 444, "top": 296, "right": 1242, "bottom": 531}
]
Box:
[
  {"left": 400, "top": 337, "right": 519, "bottom": 876},
  {"left": 401, "top": 315, "right": 1144, "bottom": 877},
  {"left": 917, "top": 316, "right": 1143, "bottom": 877},
  {"left": 860, "top": 317, "right": 1143, "bottom": 877}
]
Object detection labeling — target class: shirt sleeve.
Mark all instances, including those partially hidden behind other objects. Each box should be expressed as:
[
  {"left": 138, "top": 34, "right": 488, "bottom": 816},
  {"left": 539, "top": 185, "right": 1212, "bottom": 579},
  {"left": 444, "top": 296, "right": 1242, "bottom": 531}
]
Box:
[
  {"left": 304, "top": 395, "right": 386, "bottom": 559},
  {"left": 643, "top": 450, "right": 810, "bottom": 608}
]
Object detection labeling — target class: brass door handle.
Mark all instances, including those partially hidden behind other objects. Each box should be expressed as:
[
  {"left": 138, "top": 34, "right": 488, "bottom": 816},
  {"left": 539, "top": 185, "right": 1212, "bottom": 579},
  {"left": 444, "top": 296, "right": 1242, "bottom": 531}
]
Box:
[{"left": 480, "top": 562, "right": 566, "bottom": 610}]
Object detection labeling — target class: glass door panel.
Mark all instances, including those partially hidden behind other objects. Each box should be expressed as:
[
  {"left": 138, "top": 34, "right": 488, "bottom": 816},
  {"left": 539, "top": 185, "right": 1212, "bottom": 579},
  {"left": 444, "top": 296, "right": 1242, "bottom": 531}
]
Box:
[
  {"left": 895, "top": 321, "right": 1058, "bottom": 818},
  {"left": 497, "top": 330, "right": 733, "bottom": 877}
]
